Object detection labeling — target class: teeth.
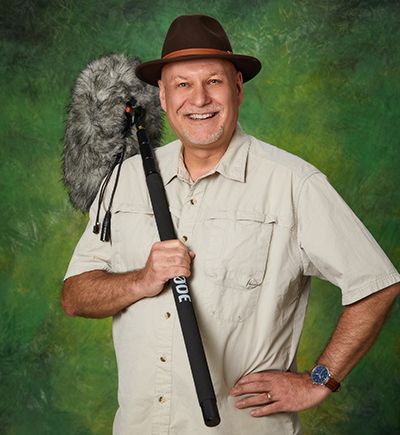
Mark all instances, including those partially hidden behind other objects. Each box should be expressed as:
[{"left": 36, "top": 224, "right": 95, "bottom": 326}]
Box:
[{"left": 189, "top": 113, "right": 214, "bottom": 119}]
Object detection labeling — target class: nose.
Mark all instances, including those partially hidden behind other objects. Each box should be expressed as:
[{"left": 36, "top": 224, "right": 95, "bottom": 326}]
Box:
[{"left": 189, "top": 84, "right": 211, "bottom": 107}]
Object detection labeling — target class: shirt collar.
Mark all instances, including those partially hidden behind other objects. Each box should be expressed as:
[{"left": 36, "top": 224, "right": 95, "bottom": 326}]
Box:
[
  {"left": 213, "top": 123, "right": 250, "bottom": 183},
  {"left": 159, "top": 122, "right": 250, "bottom": 186}
]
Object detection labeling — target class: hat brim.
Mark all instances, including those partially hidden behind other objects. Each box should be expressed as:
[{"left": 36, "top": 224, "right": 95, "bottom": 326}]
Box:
[{"left": 135, "top": 53, "right": 262, "bottom": 86}]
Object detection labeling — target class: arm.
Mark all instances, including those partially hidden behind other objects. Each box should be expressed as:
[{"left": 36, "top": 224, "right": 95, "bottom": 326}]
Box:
[
  {"left": 230, "top": 282, "right": 400, "bottom": 416},
  {"left": 61, "top": 240, "right": 195, "bottom": 319}
]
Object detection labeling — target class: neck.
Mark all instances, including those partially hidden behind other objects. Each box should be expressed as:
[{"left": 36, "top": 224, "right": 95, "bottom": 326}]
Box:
[{"left": 183, "top": 143, "right": 229, "bottom": 182}]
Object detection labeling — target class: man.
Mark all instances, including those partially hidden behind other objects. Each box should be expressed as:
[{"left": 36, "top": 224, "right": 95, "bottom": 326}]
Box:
[{"left": 62, "top": 15, "right": 400, "bottom": 434}]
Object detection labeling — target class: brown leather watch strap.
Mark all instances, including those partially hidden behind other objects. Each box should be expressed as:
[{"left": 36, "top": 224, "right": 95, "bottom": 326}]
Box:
[{"left": 325, "top": 376, "right": 341, "bottom": 392}]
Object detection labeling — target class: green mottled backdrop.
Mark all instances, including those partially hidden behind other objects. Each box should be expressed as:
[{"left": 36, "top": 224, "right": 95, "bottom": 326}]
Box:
[{"left": 1, "top": 0, "right": 399, "bottom": 433}]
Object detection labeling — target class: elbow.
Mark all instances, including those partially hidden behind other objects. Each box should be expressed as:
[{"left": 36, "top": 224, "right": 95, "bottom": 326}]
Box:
[
  {"left": 61, "top": 295, "right": 77, "bottom": 317},
  {"left": 61, "top": 302, "right": 77, "bottom": 318},
  {"left": 61, "top": 281, "right": 78, "bottom": 317}
]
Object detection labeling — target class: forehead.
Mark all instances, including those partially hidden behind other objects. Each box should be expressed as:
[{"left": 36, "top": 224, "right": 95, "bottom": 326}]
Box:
[{"left": 161, "top": 58, "right": 236, "bottom": 80}]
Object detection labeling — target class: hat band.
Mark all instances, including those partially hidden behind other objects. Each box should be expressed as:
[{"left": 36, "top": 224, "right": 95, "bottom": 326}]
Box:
[{"left": 162, "top": 48, "right": 233, "bottom": 60}]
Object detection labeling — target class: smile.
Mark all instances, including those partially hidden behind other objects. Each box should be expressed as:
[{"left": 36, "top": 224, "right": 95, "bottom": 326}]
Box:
[{"left": 188, "top": 113, "right": 216, "bottom": 120}]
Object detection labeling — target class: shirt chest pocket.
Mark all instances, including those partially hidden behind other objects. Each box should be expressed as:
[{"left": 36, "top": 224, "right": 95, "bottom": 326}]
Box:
[
  {"left": 112, "top": 203, "right": 158, "bottom": 271},
  {"left": 201, "top": 210, "right": 274, "bottom": 323}
]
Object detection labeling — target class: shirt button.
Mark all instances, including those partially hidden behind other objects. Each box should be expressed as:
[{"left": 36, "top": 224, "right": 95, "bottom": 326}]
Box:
[
  {"left": 159, "top": 396, "right": 166, "bottom": 403},
  {"left": 160, "top": 355, "right": 167, "bottom": 362},
  {"left": 164, "top": 312, "right": 171, "bottom": 319},
  {"left": 190, "top": 199, "right": 197, "bottom": 205},
  {"left": 181, "top": 235, "right": 188, "bottom": 243}
]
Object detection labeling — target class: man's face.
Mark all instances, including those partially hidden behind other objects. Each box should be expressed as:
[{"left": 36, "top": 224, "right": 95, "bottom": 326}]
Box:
[{"left": 158, "top": 58, "right": 243, "bottom": 152}]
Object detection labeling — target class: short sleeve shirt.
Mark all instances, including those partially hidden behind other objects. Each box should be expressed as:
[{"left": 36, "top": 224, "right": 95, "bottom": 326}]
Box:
[{"left": 65, "top": 124, "right": 400, "bottom": 435}]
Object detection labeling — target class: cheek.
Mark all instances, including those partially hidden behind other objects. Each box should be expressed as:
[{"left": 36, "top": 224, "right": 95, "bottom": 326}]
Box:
[
  {"left": 165, "top": 110, "right": 183, "bottom": 137},
  {"left": 162, "top": 91, "right": 183, "bottom": 115}
]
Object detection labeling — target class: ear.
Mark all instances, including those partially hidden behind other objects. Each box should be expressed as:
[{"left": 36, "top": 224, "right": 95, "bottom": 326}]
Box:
[
  {"left": 236, "top": 71, "right": 244, "bottom": 107},
  {"left": 158, "top": 79, "right": 167, "bottom": 112}
]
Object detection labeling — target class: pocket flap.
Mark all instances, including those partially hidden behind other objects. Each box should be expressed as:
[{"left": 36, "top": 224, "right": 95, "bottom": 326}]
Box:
[{"left": 114, "top": 203, "right": 154, "bottom": 215}]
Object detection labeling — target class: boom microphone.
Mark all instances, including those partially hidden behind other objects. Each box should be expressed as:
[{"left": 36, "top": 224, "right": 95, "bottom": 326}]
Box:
[
  {"left": 130, "top": 104, "right": 220, "bottom": 427},
  {"left": 62, "top": 54, "right": 220, "bottom": 426},
  {"left": 62, "top": 54, "right": 162, "bottom": 212}
]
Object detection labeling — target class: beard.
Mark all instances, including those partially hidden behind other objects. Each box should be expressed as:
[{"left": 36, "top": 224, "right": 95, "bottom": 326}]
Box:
[
  {"left": 177, "top": 102, "right": 225, "bottom": 146},
  {"left": 182, "top": 125, "right": 224, "bottom": 146}
]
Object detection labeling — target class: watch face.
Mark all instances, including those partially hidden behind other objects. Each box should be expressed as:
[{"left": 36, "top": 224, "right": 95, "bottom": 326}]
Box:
[{"left": 311, "top": 365, "right": 329, "bottom": 384}]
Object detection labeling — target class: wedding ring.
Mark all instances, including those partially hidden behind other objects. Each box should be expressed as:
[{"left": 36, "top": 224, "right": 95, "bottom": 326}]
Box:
[{"left": 267, "top": 393, "right": 272, "bottom": 402}]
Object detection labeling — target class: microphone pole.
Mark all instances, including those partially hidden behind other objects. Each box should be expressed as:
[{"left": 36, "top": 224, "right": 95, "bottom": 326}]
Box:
[{"left": 129, "top": 101, "right": 220, "bottom": 428}]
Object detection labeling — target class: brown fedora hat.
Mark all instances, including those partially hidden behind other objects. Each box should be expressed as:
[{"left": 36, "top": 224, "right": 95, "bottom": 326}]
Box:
[{"left": 135, "top": 14, "right": 262, "bottom": 86}]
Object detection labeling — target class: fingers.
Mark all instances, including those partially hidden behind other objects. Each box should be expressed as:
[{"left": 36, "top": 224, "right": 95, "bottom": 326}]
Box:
[
  {"left": 141, "top": 240, "right": 195, "bottom": 297},
  {"left": 230, "top": 373, "right": 275, "bottom": 415},
  {"left": 150, "top": 240, "right": 194, "bottom": 278},
  {"left": 237, "top": 372, "right": 274, "bottom": 386},
  {"left": 231, "top": 373, "right": 274, "bottom": 397},
  {"left": 234, "top": 392, "right": 274, "bottom": 409},
  {"left": 231, "top": 384, "right": 278, "bottom": 418},
  {"left": 230, "top": 371, "right": 329, "bottom": 417}
]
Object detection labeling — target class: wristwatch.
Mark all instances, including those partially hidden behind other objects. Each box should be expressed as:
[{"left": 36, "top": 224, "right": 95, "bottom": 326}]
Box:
[{"left": 311, "top": 364, "right": 341, "bottom": 392}]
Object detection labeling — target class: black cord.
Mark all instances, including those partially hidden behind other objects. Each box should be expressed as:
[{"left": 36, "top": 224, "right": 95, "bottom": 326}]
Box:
[
  {"left": 93, "top": 154, "right": 121, "bottom": 235},
  {"left": 94, "top": 99, "right": 135, "bottom": 241},
  {"left": 100, "top": 144, "right": 126, "bottom": 242}
]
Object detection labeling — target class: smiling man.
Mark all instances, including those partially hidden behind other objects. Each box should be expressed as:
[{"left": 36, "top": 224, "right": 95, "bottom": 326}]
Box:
[
  {"left": 159, "top": 58, "right": 243, "bottom": 156},
  {"left": 62, "top": 14, "right": 400, "bottom": 435},
  {"left": 158, "top": 58, "right": 243, "bottom": 181}
]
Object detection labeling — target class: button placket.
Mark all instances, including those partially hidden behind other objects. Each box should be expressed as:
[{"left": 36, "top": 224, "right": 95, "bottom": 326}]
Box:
[
  {"left": 177, "top": 180, "right": 207, "bottom": 245},
  {"left": 152, "top": 294, "right": 174, "bottom": 431}
]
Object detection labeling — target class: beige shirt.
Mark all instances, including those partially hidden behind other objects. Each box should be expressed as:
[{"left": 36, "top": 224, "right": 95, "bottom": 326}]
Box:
[{"left": 65, "top": 124, "right": 400, "bottom": 434}]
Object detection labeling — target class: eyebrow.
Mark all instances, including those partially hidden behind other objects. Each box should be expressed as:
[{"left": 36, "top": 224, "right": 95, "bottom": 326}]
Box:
[{"left": 168, "top": 71, "right": 228, "bottom": 83}]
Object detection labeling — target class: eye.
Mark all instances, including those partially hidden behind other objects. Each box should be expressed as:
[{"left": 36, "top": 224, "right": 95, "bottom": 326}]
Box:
[
  {"left": 178, "top": 82, "right": 189, "bottom": 88},
  {"left": 208, "top": 79, "right": 220, "bottom": 85}
]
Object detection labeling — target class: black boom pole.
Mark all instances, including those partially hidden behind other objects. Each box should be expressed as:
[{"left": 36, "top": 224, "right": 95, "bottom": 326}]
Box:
[{"left": 130, "top": 103, "right": 220, "bottom": 428}]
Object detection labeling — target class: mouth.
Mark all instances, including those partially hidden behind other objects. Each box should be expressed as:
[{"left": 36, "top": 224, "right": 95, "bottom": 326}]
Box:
[{"left": 187, "top": 112, "right": 217, "bottom": 120}]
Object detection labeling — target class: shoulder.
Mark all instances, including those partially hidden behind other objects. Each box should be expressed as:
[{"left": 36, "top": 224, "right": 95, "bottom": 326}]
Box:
[
  {"left": 120, "top": 139, "right": 180, "bottom": 172},
  {"left": 247, "top": 133, "right": 321, "bottom": 183}
]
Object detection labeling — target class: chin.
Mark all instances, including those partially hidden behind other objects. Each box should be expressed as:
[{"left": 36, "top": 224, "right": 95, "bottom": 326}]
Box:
[{"left": 183, "top": 127, "right": 224, "bottom": 146}]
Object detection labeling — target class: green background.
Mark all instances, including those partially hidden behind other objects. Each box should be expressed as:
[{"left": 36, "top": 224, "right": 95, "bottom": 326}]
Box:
[{"left": 1, "top": 0, "right": 399, "bottom": 433}]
